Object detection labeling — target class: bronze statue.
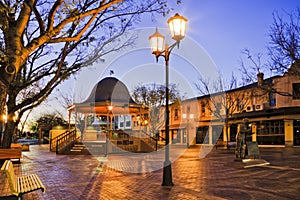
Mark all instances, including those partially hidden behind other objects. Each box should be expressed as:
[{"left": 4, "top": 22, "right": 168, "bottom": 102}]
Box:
[{"left": 235, "top": 118, "right": 251, "bottom": 159}]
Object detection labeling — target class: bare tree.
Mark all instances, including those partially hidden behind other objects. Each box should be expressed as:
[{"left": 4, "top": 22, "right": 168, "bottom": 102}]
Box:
[
  {"left": 0, "top": 0, "right": 172, "bottom": 147},
  {"left": 55, "top": 87, "right": 86, "bottom": 134},
  {"left": 240, "top": 8, "right": 300, "bottom": 97},
  {"left": 132, "top": 83, "right": 180, "bottom": 138},
  {"left": 195, "top": 72, "right": 250, "bottom": 148},
  {"left": 268, "top": 8, "right": 300, "bottom": 75},
  {"left": 240, "top": 49, "right": 267, "bottom": 84}
]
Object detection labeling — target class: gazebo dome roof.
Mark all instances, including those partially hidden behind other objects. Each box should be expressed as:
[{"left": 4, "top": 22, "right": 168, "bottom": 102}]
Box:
[
  {"left": 83, "top": 77, "right": 136, "bottom": 105},
  {"left": 71, "top": 77, "right": 147, "bottom": 115}
]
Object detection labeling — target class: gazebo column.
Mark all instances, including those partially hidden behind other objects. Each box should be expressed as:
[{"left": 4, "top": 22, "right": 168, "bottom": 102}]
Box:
[
  {"left": 109, "top": 115, "right": 113, "bottom": 140},
  {"left": 82, "top": 114, "right": 88, "bottom": 141},
  {"left": 75, "top": 109, "right": 79, "bottom": 139},
  {"left": 68, "top": 109, "right": 72, "bottom": 131}
]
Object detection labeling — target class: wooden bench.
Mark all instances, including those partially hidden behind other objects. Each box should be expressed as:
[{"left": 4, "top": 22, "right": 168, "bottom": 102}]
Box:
[
  {"left": 0, "top": 148, "right": 22, "bottom": 163},
  {"left": 1, "top": 160, "right": 46, "bottom": 199},
  {"left": 11, "top": 143, "right": 30, "bottom": 151},
  {"left": 10, "top": 144, "right": 22, "bottom": 149}
]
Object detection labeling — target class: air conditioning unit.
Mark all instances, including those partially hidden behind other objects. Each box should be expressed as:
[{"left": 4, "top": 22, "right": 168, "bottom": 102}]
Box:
[
  {"left": 245, "top": 105, "right": 253, "bottom": 112},
  {"left": 254, "top": 104, "right": 264, "bottom": 111}
]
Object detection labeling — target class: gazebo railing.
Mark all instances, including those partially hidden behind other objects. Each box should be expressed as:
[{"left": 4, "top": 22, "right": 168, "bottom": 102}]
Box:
[
  {"left": 54, "top": 129, "right": 77, "bottom": 154},
  {"left": 131, "top": 130, "right": 165, "bottom": 151}
]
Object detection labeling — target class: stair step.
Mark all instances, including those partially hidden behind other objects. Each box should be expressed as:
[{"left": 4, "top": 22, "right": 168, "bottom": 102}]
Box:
[
  {"left": 70, "top": 149, "right": 82, "bottom": 152},
  {"left": 72, "top": 146, "right": 85, "bottom": 150},
  {"left": 74, "top": 144, "right": 85, "bottom": 147},
  {"left": 87, "top": 145, "right": 104, "bottom": 148}
]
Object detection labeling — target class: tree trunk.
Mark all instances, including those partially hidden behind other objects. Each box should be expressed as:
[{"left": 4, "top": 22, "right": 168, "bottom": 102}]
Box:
[
  {"left": 2, "top": 97, "right": 17, "bottom": 148},
  {"left": 0, "top": 82, "right": 7, "bottom": 147},
  {"left": 2, "top": 118, "right": 16, "bottom": 148}
]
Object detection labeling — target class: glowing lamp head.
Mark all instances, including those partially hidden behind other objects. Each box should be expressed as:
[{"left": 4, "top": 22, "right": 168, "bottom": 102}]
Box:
[
  {"left": 167, "top": 13, "right": 187, "bottom": 41},
  {"left": 149, "top": 28, "right": 165, "bottom": 55}
]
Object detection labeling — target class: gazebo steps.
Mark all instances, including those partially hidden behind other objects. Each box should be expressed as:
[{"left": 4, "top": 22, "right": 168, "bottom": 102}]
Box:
[
  {"left": 59, "top": 139, "right": 163, "bottom": 155},
  {"left": 65, "top": 142, "right": 107, "bottom": 155}
]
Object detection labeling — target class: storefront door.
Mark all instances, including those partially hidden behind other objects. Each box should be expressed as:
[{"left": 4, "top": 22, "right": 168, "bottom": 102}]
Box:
[
  {"left": 294, "top": 120, "right": 300, "bottom": 146},
  {"left": 196, "top": 126, "right": 209, "bottom": 144}
]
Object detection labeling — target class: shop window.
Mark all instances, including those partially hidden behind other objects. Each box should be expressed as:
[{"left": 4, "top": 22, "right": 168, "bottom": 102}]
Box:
[
  {"left": 269, "top": 92, "right": 276, "bottom": 106},
  {"left": 293, "top": 83, "right": 300, "bottom": 99},
  {"left": 126, "top": 121, "right": 131, "bottom": 128},
  {"left": 237, "top": 99, "right": 242, "bottom": 111},
  {"left": 174, "top": 108, "right": 179, "bottom": 120},
  {"left": 256, "top": 120, "right": 284, "bottom": 145},
  {"left": 294, "top": 120, "right": 300, "bottom": 146},
  {"left": 196, "top": 126, "right": 209, "bottom": 144},
  {"left": 201, "top": 103, "right": 205, "bottom": 116}
]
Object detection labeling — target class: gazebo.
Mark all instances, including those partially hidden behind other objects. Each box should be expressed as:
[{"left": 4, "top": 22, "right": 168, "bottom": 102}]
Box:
[
  {"left": 72, "top": 77, "right": 144, "bottom": 115},
  {"left": 68, "top": 77, "right": 148, "bottom": 143}
]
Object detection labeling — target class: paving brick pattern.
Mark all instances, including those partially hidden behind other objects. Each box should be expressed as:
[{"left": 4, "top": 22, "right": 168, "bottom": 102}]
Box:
[{"left": 1, "top": 145, "right": 300, "bottom": 200}]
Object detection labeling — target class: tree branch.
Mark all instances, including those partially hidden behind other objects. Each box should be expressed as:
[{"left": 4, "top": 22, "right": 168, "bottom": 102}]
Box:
[
  {"left": 50, "top": 0, "right": 123, "bottom": 42},
  {"left": 15, "top": 0, "right": 35, "bottom": 38},
  {"left": 32, "top": 1, "right": 45, "bottom": 34},
  {"left": 47, "top": 0, "right": 64, "bottom": 30}
]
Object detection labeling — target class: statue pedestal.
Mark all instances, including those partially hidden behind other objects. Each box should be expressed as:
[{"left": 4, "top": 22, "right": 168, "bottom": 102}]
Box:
[
  {"left": 233, "top": 142, "right": 269, "bottom": 168},
  {"left": 231, "top": 158, "right": 270, "bottom": 168},
  {"left": 241, "top": 158, "right": 270, "bottom": 168}
]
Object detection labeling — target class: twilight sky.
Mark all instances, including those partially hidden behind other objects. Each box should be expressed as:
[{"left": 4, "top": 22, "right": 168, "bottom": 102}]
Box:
[
  {"left": 158, "top": 0, "right": 299, "bottom": 76},
  {"left": 30, "top": 0, "right": 300, "bottom": 122}
]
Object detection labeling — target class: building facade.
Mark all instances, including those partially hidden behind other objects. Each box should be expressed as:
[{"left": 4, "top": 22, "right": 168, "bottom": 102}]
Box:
[{"left": 166, "top": 69, "right": 300, "bottom": 148}]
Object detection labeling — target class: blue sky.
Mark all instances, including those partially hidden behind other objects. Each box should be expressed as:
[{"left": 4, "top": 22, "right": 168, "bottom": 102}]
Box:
[
  {"left": 160, "top": 0, "right": 299, "bottom": 76},
  {"left": 82, "top": 0, "right": 299, "bottom": 98},
  {"left": 31, "top": 0, "right": 300, "bottom": 122}
]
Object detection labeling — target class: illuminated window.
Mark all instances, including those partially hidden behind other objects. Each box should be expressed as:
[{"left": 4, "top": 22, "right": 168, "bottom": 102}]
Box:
[
  {"left": 269, "top": 92, "right": 276, "bottom": 106},
  {"left": 174, "top": 108, "right": 179, "bottom": 120},
  {"left": 201, "top": 103, "right": 205, "bottom": 116}
]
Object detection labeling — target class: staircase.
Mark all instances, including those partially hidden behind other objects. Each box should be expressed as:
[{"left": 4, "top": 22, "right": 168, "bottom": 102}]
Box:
[
  {"left": 51, "top": 129, "right": 77, "bottom": 153},
  {"left": 68, "top": 143, "right": 89, "bottom": 154},
  {"left": 133, "top": 130, "right": 165, "bottom": 152},
  {"left": 60, "top": 141, "right": 107, "bottom": 155},
  {"left": 53, "top": 129, "right": 165, "bottom": 155}
]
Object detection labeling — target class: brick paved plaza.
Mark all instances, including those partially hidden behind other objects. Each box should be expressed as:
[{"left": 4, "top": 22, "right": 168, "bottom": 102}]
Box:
[{"left": 1, "top": 145, "right": 300, "bottom": 200}]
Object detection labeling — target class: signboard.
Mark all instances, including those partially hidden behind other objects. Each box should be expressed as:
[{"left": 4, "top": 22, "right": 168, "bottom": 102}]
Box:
[{"left": 246, "top": 142, "right": 260, "bottom": 159}]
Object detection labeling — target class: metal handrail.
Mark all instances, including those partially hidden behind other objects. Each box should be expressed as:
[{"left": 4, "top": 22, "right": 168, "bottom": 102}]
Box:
[
  {"left": 55, "top": 130, "right": 77, "bottom": 154},
  {"left": 136, "top": 130, "right": 166, "bottom": 151},
  {"left": 50, "top": 130, "right": 68, "bottom": 151}
]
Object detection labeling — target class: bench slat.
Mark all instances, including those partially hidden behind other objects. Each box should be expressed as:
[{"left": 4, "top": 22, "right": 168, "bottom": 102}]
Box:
[
  {"left": 21, "top": 175, "right": 37, "bottom": 191},
  {"left": 17, "top": 176, "right": 21, "bottom": 194},
  {"left": 28, "top": 175, "right": 38, "bottom": 190},
  {"left": 19, "top": 176, "right": 27, "bottom": 193},
  {"left": 32, "top": 174, "right": 45, "bottom": 191}
]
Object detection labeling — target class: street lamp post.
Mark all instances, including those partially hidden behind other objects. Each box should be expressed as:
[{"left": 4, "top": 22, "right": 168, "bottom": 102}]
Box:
[{"left": 149, "top": 13, "right": 187, "bottom": 186}]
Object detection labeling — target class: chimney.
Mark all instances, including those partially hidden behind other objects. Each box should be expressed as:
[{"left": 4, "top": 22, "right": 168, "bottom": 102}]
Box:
[{"left": 257, "top": 72, "right": 264, "bottom": 86}]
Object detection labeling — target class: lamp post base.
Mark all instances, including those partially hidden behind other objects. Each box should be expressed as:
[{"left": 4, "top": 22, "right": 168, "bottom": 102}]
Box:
[{"left": 162, "top": 160, "right": 174, "bottom": 186}]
